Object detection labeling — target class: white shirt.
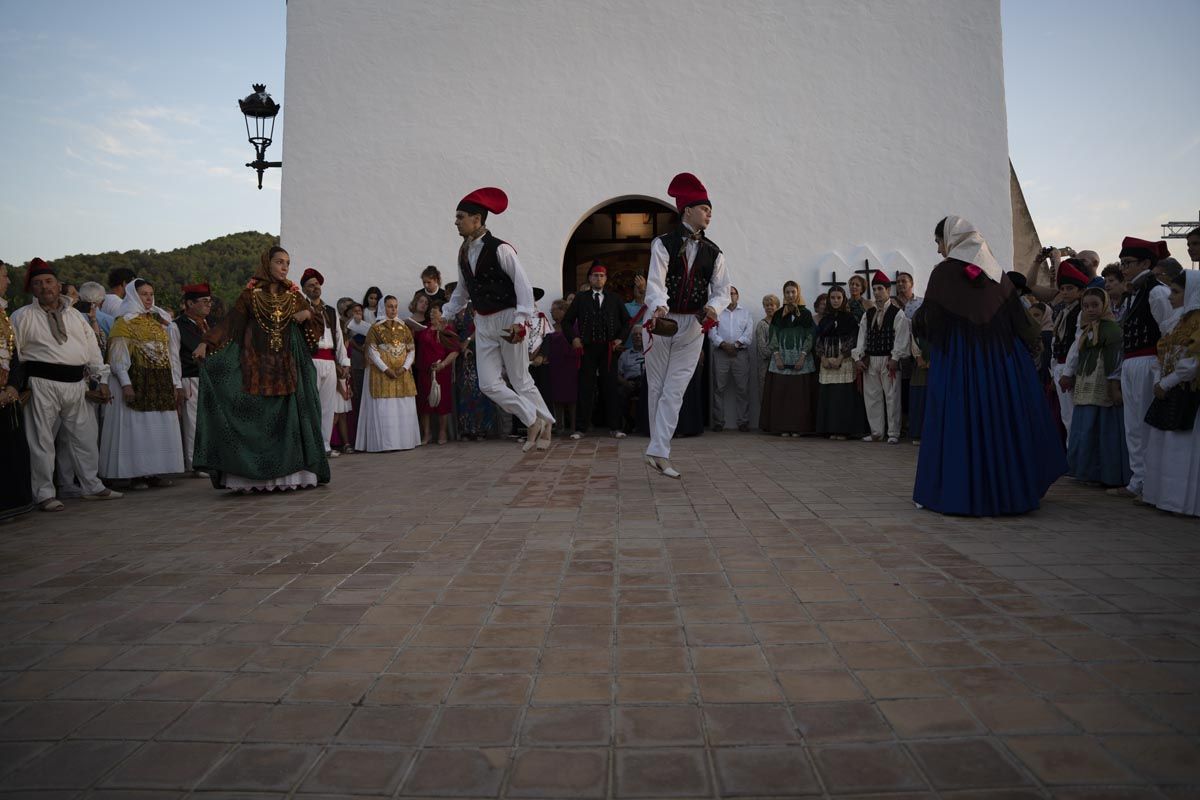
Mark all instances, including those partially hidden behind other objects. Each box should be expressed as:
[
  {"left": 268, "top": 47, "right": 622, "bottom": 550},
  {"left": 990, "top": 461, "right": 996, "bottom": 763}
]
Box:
[
  {"left": 11, "top": 298, "right": 109, "bottom": 380},
  {"left": 644, "top": 222, "right": 731, "bottom": 315},
  {"left": 100, "top": 293, "right": 124, "bottom": 318},
  {"left": 443, "top": 234, "right": 536, "bottom": 324},
  {"left": 900, "top": 294, "right": 923, "bottom": 320},
  {"left": 709, "top": 305, "right": 752, "bottom": 348},
  {"left": 312, "top": 303, "right": 351, "bottom": 367},
  {"left": 1121, "top": 270, "right": 1173, "bottom": 333}
]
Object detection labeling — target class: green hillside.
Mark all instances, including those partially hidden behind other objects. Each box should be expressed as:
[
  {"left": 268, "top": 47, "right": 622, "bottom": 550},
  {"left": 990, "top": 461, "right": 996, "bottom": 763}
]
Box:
[{"left": 4, "top": 231, "right": 279, "bottom": 312}]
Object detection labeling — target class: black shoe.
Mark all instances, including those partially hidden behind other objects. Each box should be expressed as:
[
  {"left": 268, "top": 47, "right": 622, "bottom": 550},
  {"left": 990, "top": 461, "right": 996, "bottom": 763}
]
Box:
[
  {"left": 737, "top": 424, "right": 750, "bottom": 432},
  {"left": 712, "top": 425, "right": 724, "bottom": 432}
]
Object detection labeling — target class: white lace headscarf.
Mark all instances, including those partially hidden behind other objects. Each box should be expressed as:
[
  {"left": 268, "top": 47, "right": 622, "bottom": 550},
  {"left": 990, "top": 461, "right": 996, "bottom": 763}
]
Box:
[{"left": 940, "top": 215, "right": 1003, "bottom": 281}]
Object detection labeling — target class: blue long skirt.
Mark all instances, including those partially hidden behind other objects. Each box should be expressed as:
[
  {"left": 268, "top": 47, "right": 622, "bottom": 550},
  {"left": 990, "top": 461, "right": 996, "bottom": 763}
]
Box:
[
  {"left": 913, "top": 333, "right": 1066, "bottom": 515},
  {"left": 1067, "top": 404, "right": 1131, "bottom": 487}
]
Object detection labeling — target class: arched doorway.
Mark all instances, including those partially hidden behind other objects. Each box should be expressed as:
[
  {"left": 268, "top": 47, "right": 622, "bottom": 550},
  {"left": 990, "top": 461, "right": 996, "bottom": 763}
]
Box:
[{"left": 560, "top": 196, "right": 678, "bottom": 299}]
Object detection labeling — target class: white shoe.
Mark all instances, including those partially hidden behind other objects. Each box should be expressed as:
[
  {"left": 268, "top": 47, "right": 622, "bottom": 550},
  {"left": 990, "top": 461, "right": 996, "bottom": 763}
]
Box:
[
  {"left": 82, "top": 489, "right": 123, "bottom": 501},
  {"left": 861, "top": 435, "right": 877, "bottom": 442},
  {"left": 887, "top": 437, "right": 899, "bottom": 444},
  {"left": 522, "top": 419, "right": 545, "bottom": 452},
  {"left": 569, "top": 431, "right": 583, "bottom": 440},
  {"left": 537, "top": 418, "right": 553, "bottom": 451},
  {"left": 645, "top": 455, "right": 681, "bottom": 479},
  {"left": 611, "top": 430, "right": 627, "bottom": 439},
  {"left": 911, "top": 439, "right": 920, "bottom": 446},
  {"left": 327, "top": 449, "right": 340, "bottom": 459}
]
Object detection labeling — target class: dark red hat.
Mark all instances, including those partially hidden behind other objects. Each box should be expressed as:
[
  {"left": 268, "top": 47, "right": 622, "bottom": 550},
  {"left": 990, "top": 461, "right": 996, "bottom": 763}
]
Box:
[
  {"left": 1055, "top": 260, "right": 1088, "bottom": 289},
  {"left": 1156, "top": 241, "right": 1171, "bottom": 261},
  {"left": 588, "top": 262, "right": 607, "bottom": 276},
  {"left": 667, "top": 172, "right": 710, "bottom": 213},
  {"left": 457, "top": 187, "right": 508, "bottom": 216},
  {"left": 300, "top": 268, "right": 324, "bottom": 286},
  {"left": 1119, "top": 236, "right": 1163, "bottom": 263},
  {"left": 24, "top": 257, "right": 55, "bottom": 292},
  {"left": 182, "top": 283, "right": 212, "bottom": 300},
  {"left": 871, "top": 270, "right": 892, "bottom": 287}
]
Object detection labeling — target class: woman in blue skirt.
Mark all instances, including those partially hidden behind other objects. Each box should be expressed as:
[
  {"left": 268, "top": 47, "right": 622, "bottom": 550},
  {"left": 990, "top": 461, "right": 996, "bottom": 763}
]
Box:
[{"left": 913, "top": 216, "right": 1066, "bottom": 515}]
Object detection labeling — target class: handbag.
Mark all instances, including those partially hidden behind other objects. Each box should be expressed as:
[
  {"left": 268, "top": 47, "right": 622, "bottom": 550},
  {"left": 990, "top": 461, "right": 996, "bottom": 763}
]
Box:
[
  {"left": 427, "top": 367, "right": 441, "bottom": 408},
  {"left": 1145, "top": 385, "right": 1199, "bottom": 432}
]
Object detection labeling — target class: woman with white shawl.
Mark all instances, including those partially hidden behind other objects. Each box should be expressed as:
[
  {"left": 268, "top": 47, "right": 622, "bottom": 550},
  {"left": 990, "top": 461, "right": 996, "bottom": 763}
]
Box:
[
  {"left": 911, "top": 216, "right": 1065, "bottom": 515},
  {"left": 355, "top": 295, "right": 421, "bottom": 452},
  {"left": 98, "top": 279, "right": 184, "bottom": 487}
]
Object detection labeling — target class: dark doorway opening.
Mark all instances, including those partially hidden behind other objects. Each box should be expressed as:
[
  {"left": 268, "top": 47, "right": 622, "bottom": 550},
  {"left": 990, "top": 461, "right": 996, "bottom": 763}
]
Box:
[{"left": 560, "top": 196, "right": 678, "bottom": 301}]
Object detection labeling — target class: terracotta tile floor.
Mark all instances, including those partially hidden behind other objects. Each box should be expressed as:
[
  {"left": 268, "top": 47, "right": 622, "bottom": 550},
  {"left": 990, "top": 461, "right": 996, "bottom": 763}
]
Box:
[{"left": 1, "top": 434, "right": 1198, "bottom": 798}]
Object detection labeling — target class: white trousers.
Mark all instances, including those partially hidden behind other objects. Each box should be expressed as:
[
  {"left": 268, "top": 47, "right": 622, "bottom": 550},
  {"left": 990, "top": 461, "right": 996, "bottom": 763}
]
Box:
[
  {"left": 1051, "top": 361, "right": 1074, "bottom": 431},
  {"left": 313, "top": 358, "right": 338, "bottom": 452},
  {"left": 25, "top": 377, "right": 105, "bottom": 503},
  {"left": 644, "top": 314, "right": 704, "bottom": 459},
  {"left": 863, "top": 355, "right": 901, "bottom": 439},
  {"left": 1120, "top": 355, "right": 1156, "bottom": 495},
  {"left": 474, "top": 308, "right": 553, "bottom": 427},
  {"left": 55, "top": 430, "right": 81, "bottom": 495},
  {"left": 180, "top": 376, "right": 200, "bottom": 470}
]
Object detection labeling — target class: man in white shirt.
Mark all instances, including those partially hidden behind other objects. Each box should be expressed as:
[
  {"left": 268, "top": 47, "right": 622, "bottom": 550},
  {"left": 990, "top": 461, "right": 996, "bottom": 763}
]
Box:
[
  {"left": 709, "top": 286, "right": 752, "bottom": 432},
  {"left": 300, "top": 268, "right": 352, "bottom": 459},
  {"left": 443, "top": 186, "right": 554, "bottom": 451},
  {"left": 1108, "top": 236, "right": 1175, "bottom": 499},
  {"left": 12, "top": 259, "right": 123, "bottom": 511},
  {"left": 100, "top": 268, "right": 134, "bottom": 318},
  {"left": 642, "top": 172, "right": 732, "bottom": 478},
  {"left": 852, "top": 271, "right": 911, "bottom": 444}
]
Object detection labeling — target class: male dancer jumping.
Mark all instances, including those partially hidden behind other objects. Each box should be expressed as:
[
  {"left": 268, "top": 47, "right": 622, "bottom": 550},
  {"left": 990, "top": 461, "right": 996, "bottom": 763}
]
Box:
[
  {"left": 443, "top": 187, "right": 555, "bottom": 451},
  {"left": 642, "top": 172, "right": 731, "bottom": 478}
]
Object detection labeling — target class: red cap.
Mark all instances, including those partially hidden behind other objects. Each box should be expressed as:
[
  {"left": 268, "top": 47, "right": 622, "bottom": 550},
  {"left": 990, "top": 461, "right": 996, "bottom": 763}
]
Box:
[
  {"left": 1120, "top": 236, "right": 1163, "bottom": 262},
  {"left": 24, "top": 257, "right": 55, "bottom": 292},
  {"left": 667, "top": 172, "right": 710, "bottom": 213},
  {"left": 1055, "top": 260, "right": 1088, "bottom": 289},
  {"left": 457, "top": 187, "right": 508, "bottom": 215},
  {"left": 871, "top": 270, "right": 892, "bottom": 287},
  {"left": 181, "top": 283, "right": 211, "bottom": 299},
  {"left": 588, "top": 263, "right": 607, "bottom": 276},
  {"left": 300, "top": 268, "right": 324, "bottom": 286}
]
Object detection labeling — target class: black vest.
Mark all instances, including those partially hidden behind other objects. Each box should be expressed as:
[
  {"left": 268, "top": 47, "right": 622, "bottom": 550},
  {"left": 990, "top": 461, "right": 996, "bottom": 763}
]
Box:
[
  {"left": 864, "top": 305, "right": 899, "bottom": 356},
  {"left": 1123, "top": 275, "right": 1162, "bottom": 355},
  {"left": 1052, "top": 302, "right": 1081, "bottom": 363},
  {"left": 174, "top": 315, "right": 206, "bottom": 379},
  {"left": 461, "top": 233, "right": 517, "bottom": 315},
  {"left": 659, "top": 227, "right": 721, "bottom": 313}
]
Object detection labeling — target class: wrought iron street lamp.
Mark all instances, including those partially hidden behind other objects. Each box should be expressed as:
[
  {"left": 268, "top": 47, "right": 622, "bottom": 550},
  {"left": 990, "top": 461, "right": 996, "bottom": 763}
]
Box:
[{"left": 239, "top": 83, "right": 281, "bottom": 190}]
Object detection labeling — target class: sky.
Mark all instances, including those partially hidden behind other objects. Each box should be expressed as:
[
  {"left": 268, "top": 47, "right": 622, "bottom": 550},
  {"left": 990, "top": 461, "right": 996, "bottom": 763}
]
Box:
[{"left": 0, "top": 0, "right": 1196, "bottom": 267}]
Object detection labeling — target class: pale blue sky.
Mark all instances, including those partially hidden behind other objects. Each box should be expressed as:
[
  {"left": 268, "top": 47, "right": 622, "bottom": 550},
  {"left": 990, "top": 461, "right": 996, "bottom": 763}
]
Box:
[{"left": 1, "top": 0, "right": 1196, "bottom": 266}]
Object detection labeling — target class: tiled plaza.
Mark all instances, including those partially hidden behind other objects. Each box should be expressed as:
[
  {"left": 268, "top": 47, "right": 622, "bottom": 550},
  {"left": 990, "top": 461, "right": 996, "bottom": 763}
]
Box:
[{"left": 1, "top": 434, "right": 1198, "bottom": 799}]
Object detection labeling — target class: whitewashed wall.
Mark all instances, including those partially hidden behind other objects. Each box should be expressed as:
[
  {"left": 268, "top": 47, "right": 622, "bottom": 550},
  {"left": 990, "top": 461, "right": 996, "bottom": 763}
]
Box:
[{"left": 281, "top": 0, "right": 1011, "bottom": 312}]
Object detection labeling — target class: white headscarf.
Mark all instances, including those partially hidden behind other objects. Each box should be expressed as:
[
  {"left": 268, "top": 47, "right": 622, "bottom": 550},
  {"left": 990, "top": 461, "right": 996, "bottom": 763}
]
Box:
[
  {"left": 940, "top": 215, "right": 1003, "bottom": 280},
  {"left": 116, "top": 279, "right": 172, "bottom": 323},
  {"left": 1162, "top": 270, "right": 1200, "bottom": 334}
]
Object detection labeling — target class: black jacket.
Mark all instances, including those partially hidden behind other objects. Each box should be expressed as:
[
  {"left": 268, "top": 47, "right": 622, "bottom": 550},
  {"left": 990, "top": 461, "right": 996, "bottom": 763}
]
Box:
[{"left": 562, "top": 290, "right": 631, "bottom": 345}]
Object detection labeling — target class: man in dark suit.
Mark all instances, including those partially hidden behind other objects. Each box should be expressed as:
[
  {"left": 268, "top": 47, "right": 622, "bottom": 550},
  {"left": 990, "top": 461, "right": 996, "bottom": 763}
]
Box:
[{"left": 561, "top": 262, "right": 631, "bottom": 439}]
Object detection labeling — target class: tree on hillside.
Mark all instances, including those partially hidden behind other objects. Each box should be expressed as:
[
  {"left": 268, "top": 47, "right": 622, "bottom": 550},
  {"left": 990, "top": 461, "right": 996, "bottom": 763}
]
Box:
[{"left": 4, "top": 232, "right": 278, "bottom": 312}]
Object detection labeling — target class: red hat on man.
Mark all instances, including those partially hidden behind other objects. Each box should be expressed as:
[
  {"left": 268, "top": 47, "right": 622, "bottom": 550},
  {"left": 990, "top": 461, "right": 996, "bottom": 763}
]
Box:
[
  {"left": 588, "top": 261, "right": 607, "bottom": 277},
  {"left": 24, "top": 257, "right": 55, "bottom": 292},
  {"left": 457, "top": 187, "right": 509, "bottom": 216},
  {"left": 871, "top": 270, "right": 892, "bottom": 288},
  {"left": 300, "top": 268, "right": 324, "bottom": 287},
  {"left": 182, "top": 283, "right": 212, "bottom": 300},
  {"left": 1119, "top": 237, "right": 1163, "bottom": 263},
  {"left": 1055, "top": 260, "right": 1088, "bottom": 289},
  {"left": 667, "top": 172, "right": 710, "bottom": 213},
  {"left": 1155, "top": 241, "right": 1171, "bottom": 261}
]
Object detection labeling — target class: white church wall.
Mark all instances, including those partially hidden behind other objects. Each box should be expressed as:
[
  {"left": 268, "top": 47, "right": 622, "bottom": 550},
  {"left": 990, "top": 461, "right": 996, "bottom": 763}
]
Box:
[{"left": 281, "top": 0, "right": 1011, "bottom": 318}]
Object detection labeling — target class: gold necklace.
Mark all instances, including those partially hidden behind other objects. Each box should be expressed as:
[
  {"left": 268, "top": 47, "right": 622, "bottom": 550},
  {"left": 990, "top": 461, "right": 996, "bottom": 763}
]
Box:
[
  {"left": 250, "top": 288, "right": 294, "bottom": 352},
  {"left": 0, "top": 307, "right": 12, "bottom": 357}
]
